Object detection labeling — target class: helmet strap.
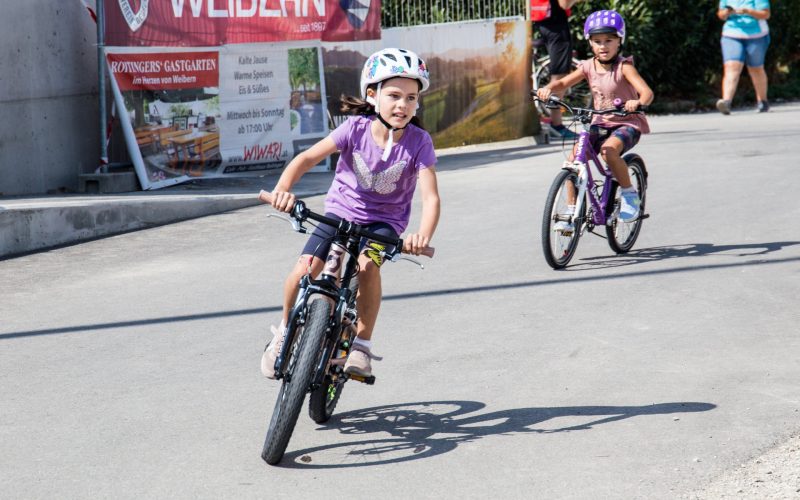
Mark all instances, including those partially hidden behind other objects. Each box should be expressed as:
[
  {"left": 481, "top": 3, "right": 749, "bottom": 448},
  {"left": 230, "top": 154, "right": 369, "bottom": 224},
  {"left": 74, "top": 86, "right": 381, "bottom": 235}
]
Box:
[
  {"left": 369, "top": 81, "right": 411, "bottom": 161},
  {"left": 595, "top": 54, "right": 619, "bottom": 66}
]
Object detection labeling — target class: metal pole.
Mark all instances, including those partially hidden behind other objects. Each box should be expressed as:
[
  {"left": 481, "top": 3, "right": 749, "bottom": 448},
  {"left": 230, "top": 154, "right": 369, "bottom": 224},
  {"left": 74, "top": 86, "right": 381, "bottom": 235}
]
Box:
[{"left": 97, "top": 0, "right": 108, "bottom": 173}]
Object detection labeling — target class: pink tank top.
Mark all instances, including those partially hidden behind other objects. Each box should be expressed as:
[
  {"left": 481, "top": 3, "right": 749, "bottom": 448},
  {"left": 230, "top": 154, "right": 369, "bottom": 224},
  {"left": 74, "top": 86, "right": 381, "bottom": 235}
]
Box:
[{"left": 580, "top": 56, "right": 650, "bottom": 134}]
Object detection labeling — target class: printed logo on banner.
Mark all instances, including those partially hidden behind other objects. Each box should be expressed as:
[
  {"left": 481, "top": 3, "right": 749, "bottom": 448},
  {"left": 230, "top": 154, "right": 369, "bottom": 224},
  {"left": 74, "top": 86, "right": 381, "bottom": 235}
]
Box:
[
  {"left": 118, "top": 0, "right": 149, "bottom": 32},
  {"left": 339, "top": 0, "right": 371, "bottom": 29}
]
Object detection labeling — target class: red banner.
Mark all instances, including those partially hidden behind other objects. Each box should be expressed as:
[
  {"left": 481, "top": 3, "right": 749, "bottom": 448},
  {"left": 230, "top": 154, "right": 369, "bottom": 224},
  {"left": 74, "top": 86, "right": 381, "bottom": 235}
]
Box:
[
  {"left": 103, "top": 0, "right": 380, "bottom": 46},
  {"left": 107, "top": 52, "right": 219, "bottom": 90}
]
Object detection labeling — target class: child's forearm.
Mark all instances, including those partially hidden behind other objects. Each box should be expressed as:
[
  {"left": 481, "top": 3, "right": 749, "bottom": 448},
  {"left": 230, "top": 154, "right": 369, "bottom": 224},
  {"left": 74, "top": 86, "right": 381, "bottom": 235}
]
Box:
[
  {"left": 639, "top": 90, "right": 654, "bottom": 106},
  {"left": 416, "top": 193, "right": 440, "bottom": 240},
  {"left": 546, "top": 80, "right": 567, "bottom": 93}
]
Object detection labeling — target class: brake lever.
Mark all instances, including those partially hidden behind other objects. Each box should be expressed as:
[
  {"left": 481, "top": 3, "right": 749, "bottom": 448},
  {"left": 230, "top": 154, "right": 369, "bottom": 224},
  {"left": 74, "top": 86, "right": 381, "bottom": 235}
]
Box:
[
  {"left": 382, "top": 251, "right": 425, "bottom": 269},
  {"left": 267, "top": 213, "right": 307, "bottom": 233}
]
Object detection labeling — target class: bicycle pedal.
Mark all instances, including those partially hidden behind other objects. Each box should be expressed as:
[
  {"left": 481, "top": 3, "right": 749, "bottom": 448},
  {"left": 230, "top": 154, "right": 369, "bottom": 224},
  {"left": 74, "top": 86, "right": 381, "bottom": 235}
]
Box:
[
  {"left": 348, "top": 374, "right": 376, "bottom": 385},
  {"left": 639, "top": 213, "right": 650, "bottom": 220}
]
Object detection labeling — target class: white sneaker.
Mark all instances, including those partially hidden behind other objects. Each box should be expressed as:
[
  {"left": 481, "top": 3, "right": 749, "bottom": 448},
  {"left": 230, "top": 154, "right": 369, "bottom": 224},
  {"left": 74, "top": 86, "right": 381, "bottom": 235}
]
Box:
[
  {"left": 261, "top": 323, "right": 286, "bottom": 379},
  {"left": 619, "top": 190, "right": 640, "bottom": 222},
  {"left": 554, "top": 205, "right": 575, "bottom": 234}
]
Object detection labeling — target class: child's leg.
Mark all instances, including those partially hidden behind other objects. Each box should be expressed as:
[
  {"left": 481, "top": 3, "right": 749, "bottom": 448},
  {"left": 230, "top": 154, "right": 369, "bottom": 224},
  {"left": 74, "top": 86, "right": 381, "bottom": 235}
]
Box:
[
  {"left": 353, "top": 252, "right": 382, "bottom": 341},
  {"left": 282, "top": 255, "right": 324, "bottom": 324},
  {"left": 562, "top": 143, "right": 579, "bottom": 206},
  {"left": 599, "top": 137, "right": 632, "bottom": 188}
]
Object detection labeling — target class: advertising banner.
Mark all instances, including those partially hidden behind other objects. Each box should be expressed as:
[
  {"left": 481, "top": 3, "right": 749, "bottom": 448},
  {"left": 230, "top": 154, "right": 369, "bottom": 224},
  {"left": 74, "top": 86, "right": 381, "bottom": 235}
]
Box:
[
  {"left": 104, "top": 0, "right": 381, "bottom": 46},
  {"left": 323, "top": 18, "right": 534, "bottom": 150},
  {"left": 107, "top": 43, "right": 328, "bottom": 189}
]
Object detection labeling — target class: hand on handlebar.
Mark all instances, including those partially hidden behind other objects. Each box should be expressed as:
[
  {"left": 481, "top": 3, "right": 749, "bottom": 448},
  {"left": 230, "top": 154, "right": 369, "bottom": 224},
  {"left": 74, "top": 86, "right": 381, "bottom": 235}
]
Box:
[
  {"left": 536, "top": 87, "right": 553, "bottom": 102},
  {"left": 266, "top": 189, "right": 296, "bottom": 213},
  {"left": 623, "top": 99, "right": 642, "bottom": 113},
  {"left": 402, "top": 233, "right": 431, "bottom": 256}
]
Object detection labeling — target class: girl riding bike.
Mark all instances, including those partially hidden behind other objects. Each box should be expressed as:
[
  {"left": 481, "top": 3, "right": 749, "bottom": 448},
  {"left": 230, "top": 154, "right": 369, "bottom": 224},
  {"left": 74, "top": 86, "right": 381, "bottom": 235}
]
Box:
[
  {"left": 537, "top": 9, "right": 654, "bottom": 230},
  {"left": 261, "top": 48, "right": 441, "bottom": 380}
]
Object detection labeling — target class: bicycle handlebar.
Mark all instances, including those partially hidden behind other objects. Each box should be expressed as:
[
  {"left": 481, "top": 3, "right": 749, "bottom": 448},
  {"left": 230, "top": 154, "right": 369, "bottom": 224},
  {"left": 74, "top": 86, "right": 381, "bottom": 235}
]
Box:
[
  {"left": 531, "top": 94, "right": 648, "bottom": 116},
  {"left": 257, "top": 190, "right": 435, "bottom": 258}
]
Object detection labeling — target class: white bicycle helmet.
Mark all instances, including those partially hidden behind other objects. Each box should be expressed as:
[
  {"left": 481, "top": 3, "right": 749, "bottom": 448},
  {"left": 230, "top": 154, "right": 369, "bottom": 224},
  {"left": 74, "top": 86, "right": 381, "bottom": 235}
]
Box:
[
  {"left": 359, "top": 48, "right": 431, "bottom": 161},
  {"left": 360, "top": 48, "right": 430, "bottom": 101}
]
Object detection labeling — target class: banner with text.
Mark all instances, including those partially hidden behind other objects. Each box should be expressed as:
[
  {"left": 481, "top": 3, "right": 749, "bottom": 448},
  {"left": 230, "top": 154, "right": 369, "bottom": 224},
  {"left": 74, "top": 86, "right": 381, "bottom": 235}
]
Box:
[
  {"left": 104, "top": 0, "right": 381, "bottom": 46},
  {"left": 107, "top": 44, "right": 327, "bottom": 190}
]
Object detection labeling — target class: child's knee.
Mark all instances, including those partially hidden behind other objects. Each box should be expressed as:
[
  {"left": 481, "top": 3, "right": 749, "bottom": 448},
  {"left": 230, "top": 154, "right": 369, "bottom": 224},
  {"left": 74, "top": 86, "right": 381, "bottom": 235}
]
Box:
[
  {"left": 601, "top": 145, "right": 622, "bottom": 161},
  {"left": 357, "top": 255, "right": 382, "bottom": 281},
  {"left": 289, "top": 255, "right": 317, "bottom": 279}
]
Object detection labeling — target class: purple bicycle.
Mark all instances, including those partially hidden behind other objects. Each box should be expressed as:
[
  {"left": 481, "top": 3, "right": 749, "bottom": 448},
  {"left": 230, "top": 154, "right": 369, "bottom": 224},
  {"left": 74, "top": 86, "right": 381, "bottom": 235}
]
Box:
[{"left": 535, "top": 96, "right": 649, "bottom": 269}]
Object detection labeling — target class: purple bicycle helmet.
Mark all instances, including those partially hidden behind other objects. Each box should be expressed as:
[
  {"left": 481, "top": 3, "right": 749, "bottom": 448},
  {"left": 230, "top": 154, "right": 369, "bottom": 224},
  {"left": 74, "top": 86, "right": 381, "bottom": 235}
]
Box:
[{"left": 583, "top": 10, "right": 626, "bottom": 44}]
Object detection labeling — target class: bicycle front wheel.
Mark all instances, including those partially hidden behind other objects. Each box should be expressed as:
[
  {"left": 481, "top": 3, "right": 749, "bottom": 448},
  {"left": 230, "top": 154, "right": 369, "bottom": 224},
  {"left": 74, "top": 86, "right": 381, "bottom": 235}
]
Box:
[
  {"left": 606, "top": 154, "right": 648, "bottom": 253},
  {"left": 261, "top": 298, "right": 331, "bottom": 465},
  {"left": 308, "top": 278, "right": 356, "bottom": 424},
  {"left": 542, "top": 169, "right": 583, "bottom": 269},
  {"left": 308, "top": 345, "right": 348, "bottom": 423}
]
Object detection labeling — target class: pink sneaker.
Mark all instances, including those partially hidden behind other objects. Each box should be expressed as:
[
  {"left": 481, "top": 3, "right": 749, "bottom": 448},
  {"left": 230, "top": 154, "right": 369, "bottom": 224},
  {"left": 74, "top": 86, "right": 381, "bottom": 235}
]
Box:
[
  {"left": 344, "top": 345, "right": 382, "bottom": 377},
  {"left": 260, "top": 324, "right": 286, "bottom": 379}
]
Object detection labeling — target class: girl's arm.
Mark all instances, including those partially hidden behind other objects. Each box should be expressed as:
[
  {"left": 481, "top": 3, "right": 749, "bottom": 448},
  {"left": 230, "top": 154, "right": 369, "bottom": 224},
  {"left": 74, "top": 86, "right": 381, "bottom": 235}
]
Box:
[
  {"left": 404, "top": 166, "right": 440, "bottom": 255},
  {"left": 621, "top": 63, "right": 655, "bottom": 112},
  {"left": 536, "top": 66, "right": 584, "bottom": 101},
  {"left": 558, "top": 0, "right": 580, "bottom": 9},
  {"left": 270, "top": 136, "right": 337, "bottom": 212}
]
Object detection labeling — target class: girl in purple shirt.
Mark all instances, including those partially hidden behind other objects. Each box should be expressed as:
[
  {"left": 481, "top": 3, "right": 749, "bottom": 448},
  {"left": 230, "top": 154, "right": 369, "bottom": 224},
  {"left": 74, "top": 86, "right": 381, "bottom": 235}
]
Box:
[
  {"left": 261, "top": 48, "right": 441, "bottom": 379},
  {"left": 537, "top": 10, "right": 654, "bottom": 227}
]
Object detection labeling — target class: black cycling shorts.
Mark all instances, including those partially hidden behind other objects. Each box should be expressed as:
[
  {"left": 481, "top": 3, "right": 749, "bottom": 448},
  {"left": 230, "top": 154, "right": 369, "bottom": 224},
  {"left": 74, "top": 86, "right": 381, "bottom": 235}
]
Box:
[
  {"left": 538, "top": 24, "right": 573, "bottom": 76},
  {"left": 301, "top": 213, "right": 398, "bottom": 260}
]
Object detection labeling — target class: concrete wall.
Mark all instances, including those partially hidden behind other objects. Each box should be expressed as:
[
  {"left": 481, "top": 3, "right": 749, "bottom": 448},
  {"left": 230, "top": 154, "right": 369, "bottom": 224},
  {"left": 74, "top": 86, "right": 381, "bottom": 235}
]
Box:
[{"left": 0, "top": 2, "right": 100, "bottom": 196}]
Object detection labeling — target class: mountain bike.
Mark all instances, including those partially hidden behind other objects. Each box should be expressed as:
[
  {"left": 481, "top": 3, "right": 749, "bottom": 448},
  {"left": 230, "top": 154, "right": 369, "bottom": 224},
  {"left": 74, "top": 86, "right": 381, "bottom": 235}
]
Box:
[
  {"left": 533, "top": 96, "right": 649, "bottom": 269},
  {"left": 256, "top": 190, "right": 434, "bottom": 465},
  {"left": 531, "top": 38, "right": 592, "bottom": 120}
]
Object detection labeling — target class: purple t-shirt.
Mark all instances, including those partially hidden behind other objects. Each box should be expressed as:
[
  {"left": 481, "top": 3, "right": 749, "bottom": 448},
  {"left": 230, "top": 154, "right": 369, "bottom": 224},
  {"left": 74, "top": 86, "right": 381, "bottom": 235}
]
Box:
[{"left": 325, "top": 115, "right": 436, "bottom": 234}]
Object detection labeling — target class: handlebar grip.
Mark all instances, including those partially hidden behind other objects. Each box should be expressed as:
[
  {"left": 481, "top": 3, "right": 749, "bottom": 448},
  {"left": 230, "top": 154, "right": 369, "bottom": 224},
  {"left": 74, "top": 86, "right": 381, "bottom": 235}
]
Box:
[
  {"left": 258, "top": 189, "right": 272, "bottom": 204},
  {"left": 419, "top": 247, "right": 435, "bottom": 258}
]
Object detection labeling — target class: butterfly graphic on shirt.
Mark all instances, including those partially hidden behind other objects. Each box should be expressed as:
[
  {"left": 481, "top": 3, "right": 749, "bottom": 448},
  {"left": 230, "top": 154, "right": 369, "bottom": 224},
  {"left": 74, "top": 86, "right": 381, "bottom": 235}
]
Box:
[{"left": 352, "top": 152, "right": 407, "bottom": 195}]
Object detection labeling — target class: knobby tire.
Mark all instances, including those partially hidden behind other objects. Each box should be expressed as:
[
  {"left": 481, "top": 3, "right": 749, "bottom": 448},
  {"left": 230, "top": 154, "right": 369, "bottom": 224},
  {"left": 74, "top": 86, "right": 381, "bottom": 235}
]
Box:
[
  {"left": 261, "top": 298, "right": 331, "bottom": 465},
  {"left": 308, "top": 276, "right": 358, "bottom": 423}
]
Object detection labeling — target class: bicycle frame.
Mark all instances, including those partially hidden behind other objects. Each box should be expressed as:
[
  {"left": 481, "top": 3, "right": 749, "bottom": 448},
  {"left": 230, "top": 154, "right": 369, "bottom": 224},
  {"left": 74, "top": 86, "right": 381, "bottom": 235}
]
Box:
[
  {"left": 274, "top": 224, "right": 362, "bottom": 385},
  {"left": 568, "top": 127, "right": 617, "bottom": 229}
]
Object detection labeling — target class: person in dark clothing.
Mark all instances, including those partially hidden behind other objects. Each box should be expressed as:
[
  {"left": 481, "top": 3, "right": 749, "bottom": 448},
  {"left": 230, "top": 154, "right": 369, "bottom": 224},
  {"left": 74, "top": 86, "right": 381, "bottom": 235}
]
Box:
[{"left": 534, "top": 0, "right": 582, "bottom": 139}]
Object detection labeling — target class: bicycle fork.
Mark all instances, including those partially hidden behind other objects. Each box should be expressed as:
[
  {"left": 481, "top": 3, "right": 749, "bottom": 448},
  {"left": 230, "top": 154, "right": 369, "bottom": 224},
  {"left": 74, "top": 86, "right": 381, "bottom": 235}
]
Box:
[{"left": 565, "top": 161, "right": 589, "bottom": 232}]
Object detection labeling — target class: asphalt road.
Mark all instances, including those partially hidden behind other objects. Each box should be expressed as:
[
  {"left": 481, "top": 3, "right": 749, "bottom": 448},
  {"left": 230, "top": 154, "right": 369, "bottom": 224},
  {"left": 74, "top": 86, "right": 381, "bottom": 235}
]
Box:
[{"left": 2, "top": 104, "right": 799, "bottom": 499}]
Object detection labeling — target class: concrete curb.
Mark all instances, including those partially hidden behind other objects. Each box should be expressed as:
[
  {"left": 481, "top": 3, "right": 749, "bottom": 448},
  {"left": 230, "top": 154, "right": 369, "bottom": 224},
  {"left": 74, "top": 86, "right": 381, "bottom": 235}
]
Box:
[{"left": 0, "top": 194, "right": 261, "bottom": 257}]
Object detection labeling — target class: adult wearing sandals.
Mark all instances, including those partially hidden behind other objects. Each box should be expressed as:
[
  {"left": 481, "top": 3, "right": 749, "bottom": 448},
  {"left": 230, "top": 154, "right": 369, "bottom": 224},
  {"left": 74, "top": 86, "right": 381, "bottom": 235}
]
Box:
[{"left": 716, "top": 1, "right": 771, "bottom": 114}]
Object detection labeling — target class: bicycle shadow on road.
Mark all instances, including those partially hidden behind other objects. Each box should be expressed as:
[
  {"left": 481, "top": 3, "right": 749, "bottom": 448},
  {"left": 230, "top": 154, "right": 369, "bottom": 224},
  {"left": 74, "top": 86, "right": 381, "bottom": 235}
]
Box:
[
  {"left": 278, "top": 400, "right": 715, "bottom": 469},
  {"left": 567, "top": 241, "right": 800, "bottom": 271}
]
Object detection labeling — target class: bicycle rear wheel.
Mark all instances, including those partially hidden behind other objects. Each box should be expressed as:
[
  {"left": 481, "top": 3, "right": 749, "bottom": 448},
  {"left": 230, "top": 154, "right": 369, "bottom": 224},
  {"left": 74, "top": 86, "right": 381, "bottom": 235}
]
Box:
[
  {"left": 533, "top": 57, "right": 592, "bottom": 118},
  {"left": 261, "top": 298, "right": 331, "bottom": 465},
  {"left": 606, "top": 154, "right": 648, "bottom": 253},
  {"left": 308, "top": 278, "right": 356, "bottom": 424},
  {"left": 542, "top": 169, "right": 583, "bottom": 269}
]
